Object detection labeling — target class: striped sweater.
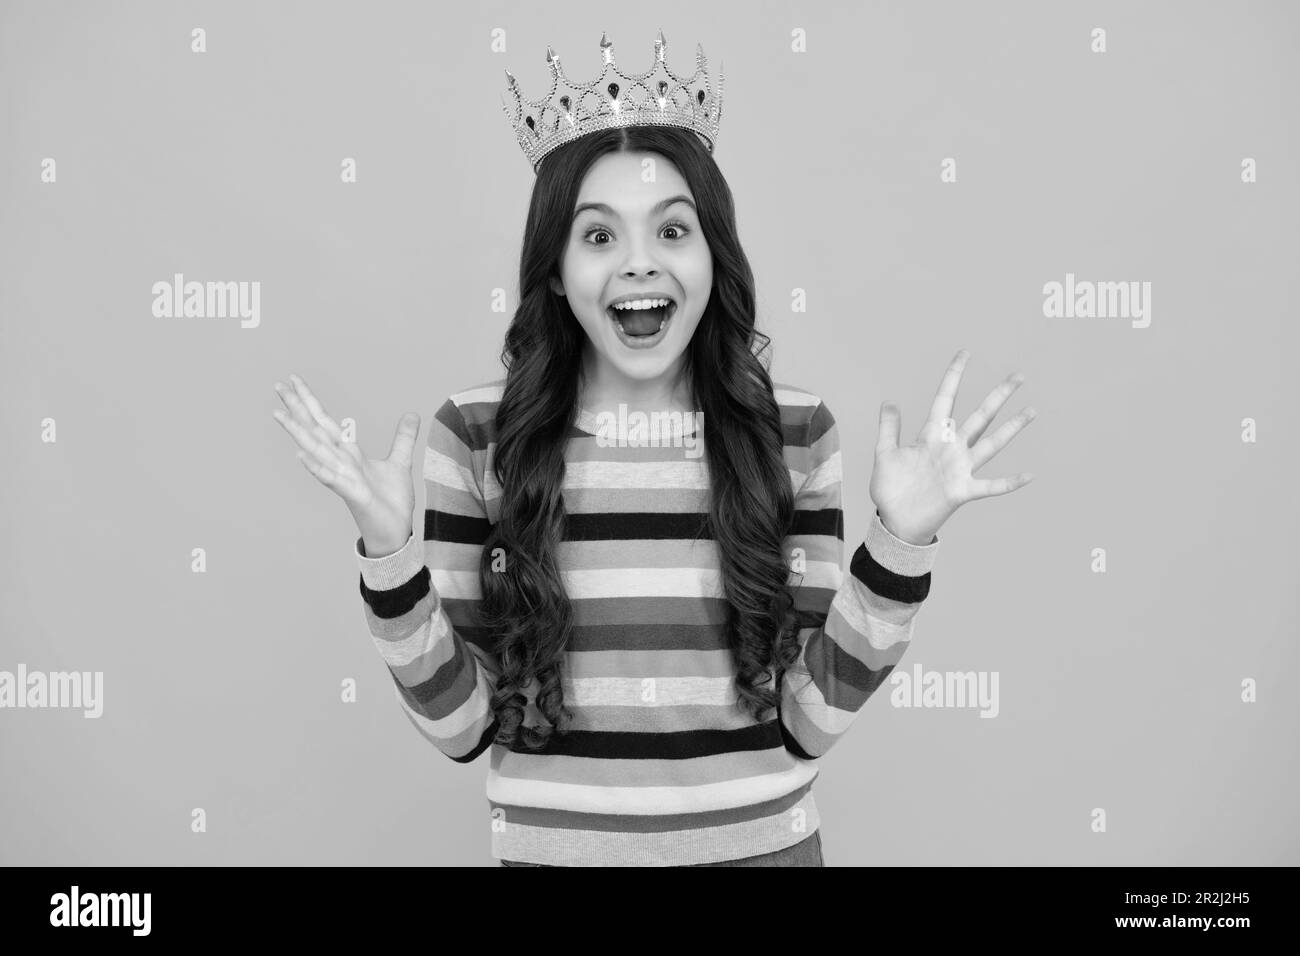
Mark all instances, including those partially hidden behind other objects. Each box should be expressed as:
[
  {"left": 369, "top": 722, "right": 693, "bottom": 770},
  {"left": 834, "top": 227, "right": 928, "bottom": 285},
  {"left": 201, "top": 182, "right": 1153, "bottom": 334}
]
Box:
[{"left": 354, "top": 380, "right": 941, "bottom": 866}]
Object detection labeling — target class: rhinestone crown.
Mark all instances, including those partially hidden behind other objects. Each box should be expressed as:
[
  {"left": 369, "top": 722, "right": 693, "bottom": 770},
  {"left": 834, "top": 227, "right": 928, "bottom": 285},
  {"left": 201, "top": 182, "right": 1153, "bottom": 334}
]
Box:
[{"left": 501, "top": 29, "right": 724, "bottom": 173}]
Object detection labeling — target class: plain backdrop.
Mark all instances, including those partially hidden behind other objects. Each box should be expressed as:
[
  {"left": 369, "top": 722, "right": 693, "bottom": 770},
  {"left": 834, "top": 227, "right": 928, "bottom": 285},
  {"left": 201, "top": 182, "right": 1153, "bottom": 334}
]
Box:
[{"left": 2, "top": 0, "right": 1297, "bottom": 865}]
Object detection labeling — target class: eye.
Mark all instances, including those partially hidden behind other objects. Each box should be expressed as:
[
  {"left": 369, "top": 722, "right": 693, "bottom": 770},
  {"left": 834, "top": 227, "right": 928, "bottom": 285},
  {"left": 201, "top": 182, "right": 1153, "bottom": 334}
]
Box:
[{"left": 581, "top": 221, "right": 693, "bottom": 245}]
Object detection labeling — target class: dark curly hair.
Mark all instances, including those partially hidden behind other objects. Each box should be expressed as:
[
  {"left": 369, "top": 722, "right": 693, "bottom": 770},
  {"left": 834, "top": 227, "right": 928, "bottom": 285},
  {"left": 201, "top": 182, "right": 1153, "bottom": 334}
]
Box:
[{"left": 479, "top": 124, "right": 809, "bottom": 751}]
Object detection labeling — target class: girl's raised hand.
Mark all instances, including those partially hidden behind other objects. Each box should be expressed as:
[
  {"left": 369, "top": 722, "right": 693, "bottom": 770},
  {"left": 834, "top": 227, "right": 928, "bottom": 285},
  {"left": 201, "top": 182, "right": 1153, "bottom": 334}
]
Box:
[
  {"left": 271, "top": 373, "right": 421, "bottom": 556},
  {"left": 868, "top": 349, "right": 1037, "bottom": 545}
]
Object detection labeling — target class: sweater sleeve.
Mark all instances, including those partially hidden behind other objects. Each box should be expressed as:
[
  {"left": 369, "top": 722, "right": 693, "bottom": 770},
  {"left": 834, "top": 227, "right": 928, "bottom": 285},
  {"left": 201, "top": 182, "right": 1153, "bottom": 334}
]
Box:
[
  {"left": 778, "top": 399, "right": 940, "bottom": 760},
  {"left": 354, "top": 396, "right": 501, "bottom": 763}
]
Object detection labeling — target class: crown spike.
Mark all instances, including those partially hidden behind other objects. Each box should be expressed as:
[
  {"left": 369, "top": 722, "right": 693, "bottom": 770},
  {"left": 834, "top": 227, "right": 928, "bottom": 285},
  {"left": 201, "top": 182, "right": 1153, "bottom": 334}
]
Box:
[{"left": 600, "top": 31, "right": 614, "bottom": 65}]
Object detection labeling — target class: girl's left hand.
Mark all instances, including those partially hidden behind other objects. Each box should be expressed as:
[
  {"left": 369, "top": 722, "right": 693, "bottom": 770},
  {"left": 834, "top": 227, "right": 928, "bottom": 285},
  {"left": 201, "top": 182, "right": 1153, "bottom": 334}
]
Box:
[{"left": 868, "top": 349, "right": 1037, "bottom": 546}]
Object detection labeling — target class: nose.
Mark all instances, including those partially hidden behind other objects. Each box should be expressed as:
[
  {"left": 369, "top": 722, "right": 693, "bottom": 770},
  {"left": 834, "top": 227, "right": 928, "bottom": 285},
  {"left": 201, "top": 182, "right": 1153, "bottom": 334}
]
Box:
[{"left": 618, "top": 235, "right": 660, "bottom": 279}]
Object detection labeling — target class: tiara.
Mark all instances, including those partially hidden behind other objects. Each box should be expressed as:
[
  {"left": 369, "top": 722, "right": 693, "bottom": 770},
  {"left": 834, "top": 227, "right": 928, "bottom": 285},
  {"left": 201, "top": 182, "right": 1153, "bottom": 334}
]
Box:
[{"left": 500, "top": 29, "right": 724, "bottom": 173}]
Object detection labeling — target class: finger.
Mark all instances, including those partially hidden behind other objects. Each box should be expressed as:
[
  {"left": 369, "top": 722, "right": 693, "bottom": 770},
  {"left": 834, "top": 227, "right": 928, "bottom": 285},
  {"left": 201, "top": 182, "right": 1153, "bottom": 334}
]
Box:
[
  {"left": 958, "top": 371, "right": 1024, "bottom": 445},
  {"left": 296, "top": 449, "right": 330, "bottom": 483},
  {"left": 307, "top": 421, "right": 357, "bottom": 472},
  {"left": 969, "top": 471, "right": 1035, "bottom": 499},
  {"left": 876, "top": 401, "right": 900, "bottom": 455},
  {"left": 970, "top": 405, "right": 1037, "bottom": 471},
  {"left": 274, "top": 379, "right": 342, "bottom": 453},
  {"left": 387, "top": 413, "right": 422, "bottom": 468},
  {"left": 273, "top": 408, "right": 352, "bottom": 474},
  {"left": 927, "top": 348, "right": 970, "bottom": 427},
  {"left": 296, "top": 449, "right": 366, "bottom": 499},
  {"left": 274, "top": 381, "right": 320, "bottom": 432},
  {"left": 280, "top": 377, "right": 364, "bottom": 467},
  {"left": 293, "top": 407, "right": 363, "bottom": 466},
  {"left": 334, "top": 435, "right": 365, "bottom": 468},
  {"left": 287, "top": 374, "right": 344, "bottom": 441}
]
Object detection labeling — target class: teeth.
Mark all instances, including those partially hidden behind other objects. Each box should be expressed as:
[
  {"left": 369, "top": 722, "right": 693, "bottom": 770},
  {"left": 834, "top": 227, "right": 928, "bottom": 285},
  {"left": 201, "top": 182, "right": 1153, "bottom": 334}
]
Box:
[{"left": 611, "top": 298, "right": 671, "bottom": 311}]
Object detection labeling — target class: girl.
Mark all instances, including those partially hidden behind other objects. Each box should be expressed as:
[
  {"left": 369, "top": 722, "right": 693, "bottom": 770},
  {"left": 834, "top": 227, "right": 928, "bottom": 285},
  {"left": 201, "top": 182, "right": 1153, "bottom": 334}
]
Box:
[{"left": 271, "top": 46, "right": 1035, "bottom": 868}]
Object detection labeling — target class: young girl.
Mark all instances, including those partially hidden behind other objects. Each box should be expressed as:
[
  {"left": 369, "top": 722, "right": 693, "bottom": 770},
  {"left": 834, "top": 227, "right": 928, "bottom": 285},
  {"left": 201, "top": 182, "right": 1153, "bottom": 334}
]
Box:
[{"left": 271, "top": 33, "right": 1036, "bottom": 867}]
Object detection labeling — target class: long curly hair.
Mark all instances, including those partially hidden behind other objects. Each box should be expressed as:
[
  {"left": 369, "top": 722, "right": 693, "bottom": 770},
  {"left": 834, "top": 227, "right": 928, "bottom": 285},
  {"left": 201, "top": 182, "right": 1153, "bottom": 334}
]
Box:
[{"left": 479, "top": 124, "right": 809, "bottom": 751}]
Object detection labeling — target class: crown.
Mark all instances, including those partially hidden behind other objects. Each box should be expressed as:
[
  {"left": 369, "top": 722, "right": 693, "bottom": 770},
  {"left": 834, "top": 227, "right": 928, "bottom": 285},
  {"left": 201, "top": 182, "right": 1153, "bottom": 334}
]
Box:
[{"left": 500, "top": 29, "right": 724, "bottom": 173}]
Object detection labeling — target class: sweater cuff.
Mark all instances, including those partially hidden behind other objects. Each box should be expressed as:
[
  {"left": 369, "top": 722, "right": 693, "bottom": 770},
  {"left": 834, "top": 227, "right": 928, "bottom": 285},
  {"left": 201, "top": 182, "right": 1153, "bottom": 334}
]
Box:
[
  {"left": 848, "top": 511, "right": 940, "bottom": 603},
  {"left": 865, "top": 509, "right": 940, "bottom": 575},
  {"left": 355, "top": 531, "right": 424, "bottom": 591}
]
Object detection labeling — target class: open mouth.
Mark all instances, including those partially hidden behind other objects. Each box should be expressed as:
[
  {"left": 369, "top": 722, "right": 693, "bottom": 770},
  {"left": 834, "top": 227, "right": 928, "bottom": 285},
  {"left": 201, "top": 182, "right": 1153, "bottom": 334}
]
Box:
[{"left": 606, "top": 298, "right": 678, "bottom": 338}]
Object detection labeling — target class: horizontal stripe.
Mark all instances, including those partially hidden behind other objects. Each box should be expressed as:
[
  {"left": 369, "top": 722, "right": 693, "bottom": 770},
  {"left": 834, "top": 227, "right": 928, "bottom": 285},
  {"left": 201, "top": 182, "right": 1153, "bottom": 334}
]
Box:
[
  {"left": 565, "top": 620, "right": 726, "bottom": 651},
  {"left": 556, "top": 701, "right": 761, "bottom": 733},
  {"left": 491, "top": 804, "right": 820, "bottom": 866},
  {"left": 849, "top": 541, "right": 932, "bottom": 603},
  {"left": 565, "top": 647, "right": 736, "bottom": 678},
  {"left": 486, "top": 757, "right": 820, "bottom": 817},
  {"left": 563, "top": 510, "right": 711, "bottom": 540},
  {"left": 491, "top": 773, "right": 815, "bottom": 834},
  {"left": 502, "top": 720, "right": 783, "bottom": 759},
  {"left": 565, "top": 674, "right": 736, "bottom": 706},
  {"left": 495, "top": 742, "right": 798, "bottom": 789}
]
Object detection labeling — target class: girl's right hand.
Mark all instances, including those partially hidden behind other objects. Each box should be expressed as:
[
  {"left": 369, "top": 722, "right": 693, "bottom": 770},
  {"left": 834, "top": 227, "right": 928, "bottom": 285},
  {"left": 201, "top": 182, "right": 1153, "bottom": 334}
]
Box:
[{"left": 272, "top": 373, "right": 421, "bottom": 557}]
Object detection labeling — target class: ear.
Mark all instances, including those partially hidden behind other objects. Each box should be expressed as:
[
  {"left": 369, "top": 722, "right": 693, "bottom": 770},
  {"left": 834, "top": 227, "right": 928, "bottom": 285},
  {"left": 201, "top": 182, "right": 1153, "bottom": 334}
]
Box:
[{"left": 548, "top": 275, "right": 566, "bottom": 297}]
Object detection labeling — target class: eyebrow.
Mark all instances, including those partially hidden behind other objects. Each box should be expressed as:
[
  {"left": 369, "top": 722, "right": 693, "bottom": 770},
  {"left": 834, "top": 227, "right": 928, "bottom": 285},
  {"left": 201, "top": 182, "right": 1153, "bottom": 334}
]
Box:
[{"left": 572, "top": 194, "right": 696, "bottom": 220}]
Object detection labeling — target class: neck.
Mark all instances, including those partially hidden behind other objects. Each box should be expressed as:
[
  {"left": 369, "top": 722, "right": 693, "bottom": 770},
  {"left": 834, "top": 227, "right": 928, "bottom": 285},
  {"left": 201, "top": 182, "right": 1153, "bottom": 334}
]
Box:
[{"left": 579, "top": 351, "right": 695, "bottom": 413}]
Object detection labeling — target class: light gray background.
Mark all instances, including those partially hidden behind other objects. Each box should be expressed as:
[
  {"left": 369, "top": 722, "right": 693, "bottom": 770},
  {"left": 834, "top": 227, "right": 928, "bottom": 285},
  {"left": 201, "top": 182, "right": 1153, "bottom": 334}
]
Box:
[{"left": 3, "top": 0, "right": 1297, "bottom": 866}]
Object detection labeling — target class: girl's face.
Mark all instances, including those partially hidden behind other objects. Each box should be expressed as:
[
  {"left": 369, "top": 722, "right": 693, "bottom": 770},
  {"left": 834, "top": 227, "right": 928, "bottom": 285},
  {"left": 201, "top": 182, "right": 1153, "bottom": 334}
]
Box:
[{"left": 549, "top": 150, "right": 712, "bottom": 404}]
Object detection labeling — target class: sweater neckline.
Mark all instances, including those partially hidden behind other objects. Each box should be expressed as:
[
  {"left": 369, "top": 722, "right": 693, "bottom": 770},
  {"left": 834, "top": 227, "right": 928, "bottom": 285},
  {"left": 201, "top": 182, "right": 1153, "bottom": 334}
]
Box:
[{"left": 574, "top": 404, "right": 703, "bottom": 438}]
